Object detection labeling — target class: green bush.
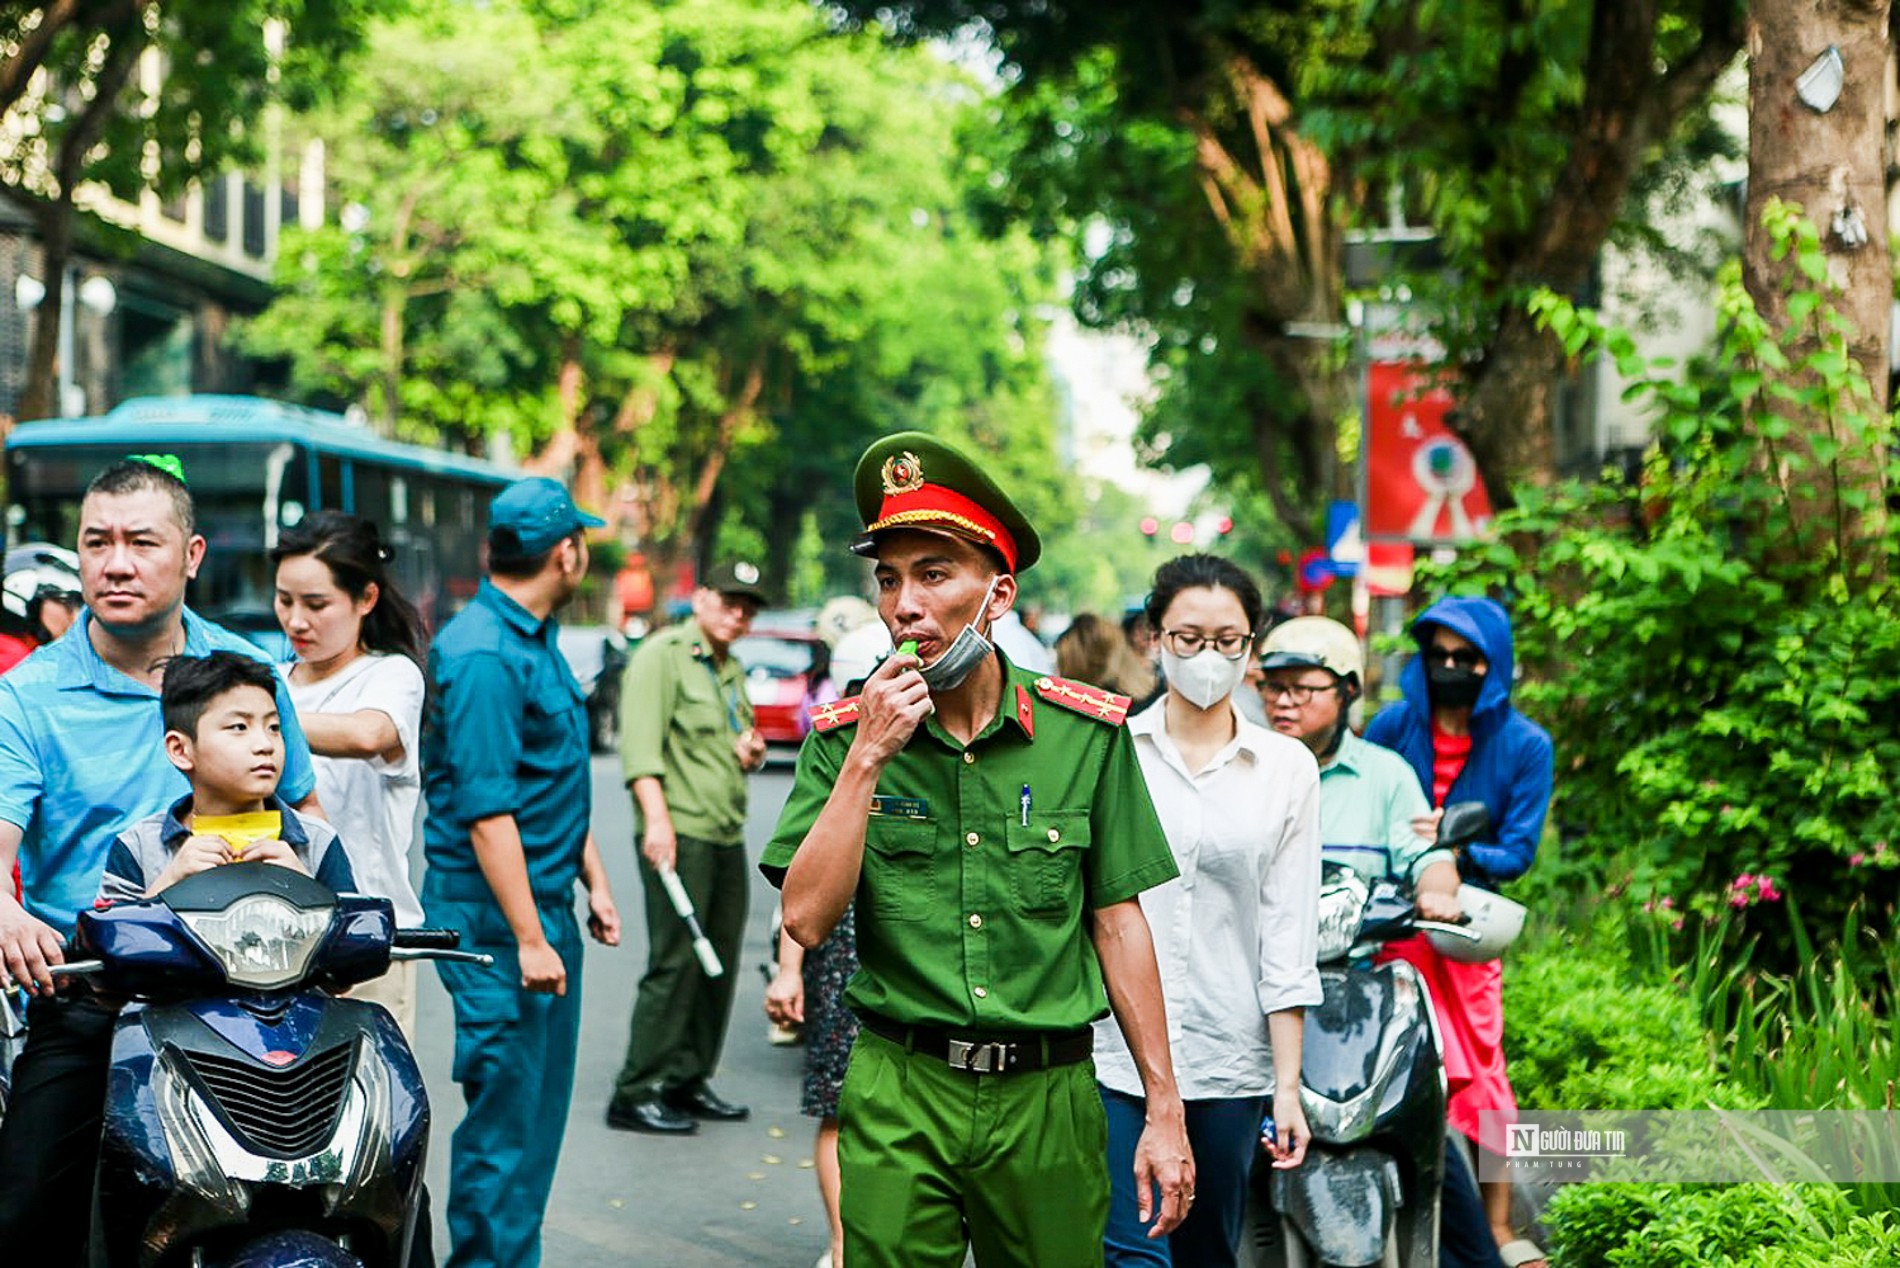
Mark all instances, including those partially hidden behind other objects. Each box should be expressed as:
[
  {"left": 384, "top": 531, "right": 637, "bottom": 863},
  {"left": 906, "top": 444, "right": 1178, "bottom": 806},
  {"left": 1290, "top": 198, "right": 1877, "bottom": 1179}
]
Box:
[
  {"left": 1427, "top": 205, "right": 1900, "bottom": 963},
  {"left": 1544, "top": 1184, "right": 1889, "bottom": 1267},
  {"left": 1506, "top": 936, "right": 1753, "bottom": 1113}
]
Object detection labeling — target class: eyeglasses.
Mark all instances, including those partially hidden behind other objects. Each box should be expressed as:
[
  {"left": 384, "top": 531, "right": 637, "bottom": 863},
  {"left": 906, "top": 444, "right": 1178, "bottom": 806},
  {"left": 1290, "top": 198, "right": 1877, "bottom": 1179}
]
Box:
[
  {"left": 1425, "top": 643, "right": 1484, "bottom": 669},
  {"left": 1261, "top": 680, "right": 1339, "bottom": 706},
  {"left": 1162, "top": 629, "right": 1253, "bottom": 659}
]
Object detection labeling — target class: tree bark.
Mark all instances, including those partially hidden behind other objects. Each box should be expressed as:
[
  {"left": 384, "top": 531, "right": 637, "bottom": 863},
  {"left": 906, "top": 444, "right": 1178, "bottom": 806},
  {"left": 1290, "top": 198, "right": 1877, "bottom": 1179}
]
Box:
[{"left": 1742, "top": 0, "right": 1892, "bottom": 561}]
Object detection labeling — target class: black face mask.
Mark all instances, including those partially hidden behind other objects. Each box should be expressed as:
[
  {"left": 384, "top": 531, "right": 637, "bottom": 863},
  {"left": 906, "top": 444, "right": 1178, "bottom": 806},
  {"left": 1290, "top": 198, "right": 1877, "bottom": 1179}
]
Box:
[{"left": 1427, "top": 664, "right": 1484, "bottom": 709}]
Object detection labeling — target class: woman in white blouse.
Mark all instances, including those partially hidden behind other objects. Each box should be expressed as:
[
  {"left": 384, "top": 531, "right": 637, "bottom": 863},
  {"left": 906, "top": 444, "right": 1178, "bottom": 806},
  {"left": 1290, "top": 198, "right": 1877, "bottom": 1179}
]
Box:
[
  {"left": 1093, "top": 554, "right": 1322, "bottom": 1267},
  {"left": 273, "top": 511, "right": 429, "bottom": 1038}
]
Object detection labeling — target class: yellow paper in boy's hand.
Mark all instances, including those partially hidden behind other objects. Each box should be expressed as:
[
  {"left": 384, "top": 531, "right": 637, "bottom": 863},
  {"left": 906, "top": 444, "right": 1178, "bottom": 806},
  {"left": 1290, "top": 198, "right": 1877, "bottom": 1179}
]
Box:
[{"left": 193, "top": 811, "right": 283, "bottom": 860}]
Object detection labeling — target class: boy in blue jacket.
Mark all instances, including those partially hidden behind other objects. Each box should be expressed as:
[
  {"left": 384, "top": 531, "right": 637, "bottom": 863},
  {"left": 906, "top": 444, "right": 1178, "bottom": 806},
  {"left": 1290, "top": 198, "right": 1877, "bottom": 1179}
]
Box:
[{"left": 1366, "top": 595, "right": 1553, "bottom": 1268}]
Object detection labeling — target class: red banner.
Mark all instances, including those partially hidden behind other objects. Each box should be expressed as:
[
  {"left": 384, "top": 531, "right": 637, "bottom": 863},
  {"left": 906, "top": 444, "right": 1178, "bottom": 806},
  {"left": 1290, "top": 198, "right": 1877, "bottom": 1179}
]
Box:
[{"left": 1365, "top": 362, "right": 1493, "bottom": 542}]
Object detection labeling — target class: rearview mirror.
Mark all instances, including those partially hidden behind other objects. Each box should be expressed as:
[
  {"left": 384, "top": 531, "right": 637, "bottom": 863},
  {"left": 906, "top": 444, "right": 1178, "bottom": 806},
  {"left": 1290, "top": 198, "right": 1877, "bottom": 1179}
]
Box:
[{"left": 1439, "top": 801, "right": 1491, "bottom": 850}]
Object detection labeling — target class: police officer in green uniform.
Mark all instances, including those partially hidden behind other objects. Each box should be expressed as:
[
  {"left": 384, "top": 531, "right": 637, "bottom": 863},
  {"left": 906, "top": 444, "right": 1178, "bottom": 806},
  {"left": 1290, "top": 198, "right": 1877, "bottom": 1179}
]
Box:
[{"left": 761, "top": 433, "right": 1197, "bottom": 1268}]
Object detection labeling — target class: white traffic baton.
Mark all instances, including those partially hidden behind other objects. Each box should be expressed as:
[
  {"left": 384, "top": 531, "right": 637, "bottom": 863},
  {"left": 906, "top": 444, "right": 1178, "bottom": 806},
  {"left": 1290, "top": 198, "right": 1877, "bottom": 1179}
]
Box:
[{"left": 658, "top": 866, "right": 724, "bottom": 978}]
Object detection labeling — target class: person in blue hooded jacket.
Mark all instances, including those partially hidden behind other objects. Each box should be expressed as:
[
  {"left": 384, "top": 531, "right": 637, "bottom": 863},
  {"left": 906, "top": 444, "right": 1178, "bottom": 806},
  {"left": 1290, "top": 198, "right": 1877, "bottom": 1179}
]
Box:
[{"left": 1365, "top": 595, "right": 1553, "bottom": 1268}]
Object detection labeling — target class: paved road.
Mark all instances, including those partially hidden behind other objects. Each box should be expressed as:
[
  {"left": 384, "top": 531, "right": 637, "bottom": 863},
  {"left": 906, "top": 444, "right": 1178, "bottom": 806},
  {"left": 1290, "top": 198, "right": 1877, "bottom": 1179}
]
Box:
[{"left": 418, "top": 758, "right": 827, "bottom": 1267}]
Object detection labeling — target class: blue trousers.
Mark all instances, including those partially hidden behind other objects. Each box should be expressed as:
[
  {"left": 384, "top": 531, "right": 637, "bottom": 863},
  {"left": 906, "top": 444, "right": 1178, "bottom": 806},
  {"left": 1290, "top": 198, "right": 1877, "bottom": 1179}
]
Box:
[
  {"left": 1101, "top": 1086, "right": 1266, "bottom": 1268},
  {"left": 427, "top": 889, "right": 584, "bottom": 1268}
]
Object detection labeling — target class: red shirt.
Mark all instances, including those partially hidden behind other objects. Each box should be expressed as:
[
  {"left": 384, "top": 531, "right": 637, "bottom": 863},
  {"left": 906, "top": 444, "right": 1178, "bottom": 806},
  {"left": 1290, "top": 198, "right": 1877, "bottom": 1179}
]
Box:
[
  {"left": 1430, "top": 719, "right": 1472, "bottom": 807},
  {"left": 0, "top": 632, "right": 36, "bottom": 676}
]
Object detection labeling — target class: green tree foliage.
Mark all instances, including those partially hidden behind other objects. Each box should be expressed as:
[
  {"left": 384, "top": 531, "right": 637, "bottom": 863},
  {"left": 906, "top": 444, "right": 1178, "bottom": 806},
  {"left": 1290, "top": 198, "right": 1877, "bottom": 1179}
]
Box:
[
  {"left": 247, "top": 0, "right": 1081, "bottom": 602},
  {"left": 0, "top": 0, "right": 378, "bottom": 420},
  {"left": 839, "top": 0, "right": 1743, "bottom": 536},
  {"left": 1425, "top": 207, "right": 1898, "bottom": 952}
]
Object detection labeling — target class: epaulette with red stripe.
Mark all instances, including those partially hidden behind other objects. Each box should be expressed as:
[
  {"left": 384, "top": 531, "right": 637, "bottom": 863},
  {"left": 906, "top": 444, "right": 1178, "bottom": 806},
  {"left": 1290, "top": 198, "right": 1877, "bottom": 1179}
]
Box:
[
  {"left": 809, "top": 696, "right": 861, "bottom": 733},
  {"left": 1033, "top": 675, "right": 1131, "bottom": 726}
]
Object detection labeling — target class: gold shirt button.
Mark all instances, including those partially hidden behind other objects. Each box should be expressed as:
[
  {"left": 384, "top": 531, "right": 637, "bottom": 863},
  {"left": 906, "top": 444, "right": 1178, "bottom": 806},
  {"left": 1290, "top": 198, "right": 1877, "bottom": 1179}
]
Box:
[
  {"left": 973, "top": 986, "right": 988, "bottom": 998},
  {"left": 963, "top": 751, "right": 976, "bottom": 765},
  {"left": 965, "top": 831, "right": 980, "bottom": 846},
  {"left": 969, "top": 913, "right": 983, "bottom": 929}
]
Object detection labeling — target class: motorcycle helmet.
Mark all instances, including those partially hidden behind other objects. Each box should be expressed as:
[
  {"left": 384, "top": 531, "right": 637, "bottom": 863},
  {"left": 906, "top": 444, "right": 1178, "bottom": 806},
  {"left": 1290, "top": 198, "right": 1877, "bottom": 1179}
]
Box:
[
  {"left": 1425, "top": 884, "right": 1527, "bottom": 963},
  {"left": 2, "top": 542, "right": 82, "bottom": 639},
  {"left": 1259, "top": 616, "right": 1363, "bottom": 700}
]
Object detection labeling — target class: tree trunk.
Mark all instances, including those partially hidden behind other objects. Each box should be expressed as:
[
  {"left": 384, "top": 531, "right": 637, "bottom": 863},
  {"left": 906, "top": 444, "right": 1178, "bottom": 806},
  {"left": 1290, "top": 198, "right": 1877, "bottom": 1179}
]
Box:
[{"left": 1742, "top": 0, "right": 1892, "bottom": 561}]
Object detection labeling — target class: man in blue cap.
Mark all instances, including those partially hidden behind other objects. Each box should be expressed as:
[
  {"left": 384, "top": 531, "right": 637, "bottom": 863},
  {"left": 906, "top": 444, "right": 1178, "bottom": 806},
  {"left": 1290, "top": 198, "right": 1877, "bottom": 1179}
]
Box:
[{"left": 422, "top": 476, "right": 624, "bottom": 1268}]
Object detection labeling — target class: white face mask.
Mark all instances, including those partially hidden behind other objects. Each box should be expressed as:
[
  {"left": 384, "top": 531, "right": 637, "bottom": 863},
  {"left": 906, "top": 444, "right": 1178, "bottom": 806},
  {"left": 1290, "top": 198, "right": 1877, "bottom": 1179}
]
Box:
[{"left": 1162, "top": 647, "right": 1249, "bottom": 711}]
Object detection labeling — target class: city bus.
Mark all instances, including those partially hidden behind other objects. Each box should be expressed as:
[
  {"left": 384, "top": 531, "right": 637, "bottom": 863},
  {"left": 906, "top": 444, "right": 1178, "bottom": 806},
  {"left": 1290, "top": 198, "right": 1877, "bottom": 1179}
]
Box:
[{"left": 5, "top": 395, "right": 517, "bottom": 634}]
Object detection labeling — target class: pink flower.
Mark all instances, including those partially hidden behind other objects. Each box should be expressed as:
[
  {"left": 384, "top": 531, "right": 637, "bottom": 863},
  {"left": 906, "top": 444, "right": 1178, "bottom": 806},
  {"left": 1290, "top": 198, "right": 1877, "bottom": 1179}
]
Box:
[
  {"left": 1730, "top": 892, "right": 1750, "bottom": 909},
  {"left": 1851, "top": 853, "right": 1867, "bottom": 867},
  {"left": 1672, "top": 919, "right": 1685, "bottom": 930},
  {"left": 1733, "top": 874, "right": 1756, "bottom": 890},
  {"left": 1659, "top": 897, "right": 1674, "bottom": 911},
  {"left": 1757, "top": 878, "right": 1781, "bottom": 902},
  {"left": 1642, "top": 901, "right": 1654, "bottom": 913}
]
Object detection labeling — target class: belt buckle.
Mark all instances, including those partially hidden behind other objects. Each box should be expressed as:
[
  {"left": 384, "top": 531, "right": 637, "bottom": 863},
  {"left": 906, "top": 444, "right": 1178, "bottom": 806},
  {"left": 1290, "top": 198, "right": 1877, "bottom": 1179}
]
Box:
[{"left": 947, "top": 1038, "right": 1008, "bottom": 1073}]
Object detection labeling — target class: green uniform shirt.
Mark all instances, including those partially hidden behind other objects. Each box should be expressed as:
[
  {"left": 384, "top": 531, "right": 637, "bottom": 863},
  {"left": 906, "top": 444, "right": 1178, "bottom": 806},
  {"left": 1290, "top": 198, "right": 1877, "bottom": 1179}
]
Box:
[
  {"left": 761, "top": 655, "right": 1179, "bottom": 1033},
  {"left": 1318, "top": 729, "right": 1453, "bottom": 885},
  {"left": 619, "top": 620, "right": 753, "bottom": 841}
]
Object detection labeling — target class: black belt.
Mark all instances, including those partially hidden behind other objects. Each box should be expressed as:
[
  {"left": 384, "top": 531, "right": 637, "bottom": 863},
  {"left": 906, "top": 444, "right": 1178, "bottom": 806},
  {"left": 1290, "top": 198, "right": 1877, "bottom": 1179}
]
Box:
[{"left": 858, "top": 1012, "right": 1093, "bottom": 1075}]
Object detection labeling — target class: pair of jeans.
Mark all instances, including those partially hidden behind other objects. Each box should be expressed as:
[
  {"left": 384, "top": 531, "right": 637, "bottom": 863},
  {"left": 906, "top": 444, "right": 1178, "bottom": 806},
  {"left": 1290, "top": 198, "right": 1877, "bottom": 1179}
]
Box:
[{"left": 1100, "top": 1085, "right": 1265, "bottom": 1268}]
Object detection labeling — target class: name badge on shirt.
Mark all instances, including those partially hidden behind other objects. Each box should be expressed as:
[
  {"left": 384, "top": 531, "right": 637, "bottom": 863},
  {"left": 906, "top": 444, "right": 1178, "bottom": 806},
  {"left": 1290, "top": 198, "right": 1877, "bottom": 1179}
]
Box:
[{"left": 868, "top": 795, "right": 930, "bottom": 820}]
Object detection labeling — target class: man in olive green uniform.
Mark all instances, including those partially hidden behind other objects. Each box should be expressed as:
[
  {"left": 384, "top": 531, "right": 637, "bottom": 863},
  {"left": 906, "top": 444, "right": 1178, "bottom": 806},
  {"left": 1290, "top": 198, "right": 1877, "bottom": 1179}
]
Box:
[
  {"left": 761, "top": 434, "right": 1197, "bottom": 1268},
  {"left": 607, "top": 561, "right": 770, "bottom": 1135}
]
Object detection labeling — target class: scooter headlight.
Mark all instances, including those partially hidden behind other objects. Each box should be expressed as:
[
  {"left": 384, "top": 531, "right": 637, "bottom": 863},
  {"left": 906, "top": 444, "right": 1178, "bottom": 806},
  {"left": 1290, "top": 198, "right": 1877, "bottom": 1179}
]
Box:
[
  {"left": 1314, "top": 870, "right": 1369, "bottom": 963},
  {"left": 179, "top": 894, "right": 334, "bottom": 988}
]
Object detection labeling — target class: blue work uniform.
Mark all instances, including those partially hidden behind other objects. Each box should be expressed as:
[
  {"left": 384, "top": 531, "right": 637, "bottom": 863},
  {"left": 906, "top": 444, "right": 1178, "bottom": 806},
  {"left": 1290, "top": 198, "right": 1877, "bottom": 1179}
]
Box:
[{"left": 422, "top": 580, "right": 591, "bottom": 1268}]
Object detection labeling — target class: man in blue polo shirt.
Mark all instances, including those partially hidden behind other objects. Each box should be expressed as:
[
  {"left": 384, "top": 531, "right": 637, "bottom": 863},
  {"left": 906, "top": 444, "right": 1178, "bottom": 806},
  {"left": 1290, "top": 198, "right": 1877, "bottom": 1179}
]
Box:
[
  {"left": 0, "top": 457, "right": 319, "bottom": 1263},
  {"left": 422, "top": 476, "right": 622, "bottom": 1268}
]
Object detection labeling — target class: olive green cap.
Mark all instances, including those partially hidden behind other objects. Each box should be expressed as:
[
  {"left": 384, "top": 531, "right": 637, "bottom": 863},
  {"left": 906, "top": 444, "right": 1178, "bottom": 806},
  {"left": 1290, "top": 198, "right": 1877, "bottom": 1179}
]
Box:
[{"left": 851, "top": 431, "right": 1041, "bottom": 572}]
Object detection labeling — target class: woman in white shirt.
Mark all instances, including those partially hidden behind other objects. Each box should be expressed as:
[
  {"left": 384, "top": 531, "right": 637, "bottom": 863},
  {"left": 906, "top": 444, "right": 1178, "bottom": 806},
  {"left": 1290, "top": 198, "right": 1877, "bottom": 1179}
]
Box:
[
  {"left": 1094, "top": 554, "right": 1323, "bottom": 1267},
  {"left": 272, "top": 511, "right": 429, "bottom": 1038}
]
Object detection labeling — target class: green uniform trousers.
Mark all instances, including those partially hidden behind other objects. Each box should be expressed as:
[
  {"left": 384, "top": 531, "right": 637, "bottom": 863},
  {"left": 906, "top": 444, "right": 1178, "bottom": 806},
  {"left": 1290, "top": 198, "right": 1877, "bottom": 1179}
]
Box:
[
  {"left": 838, "top": 1028, "right": 1111, "bottom": 1268},
  {"left": 611, "top": 834, "right": 749, "bottom": 1103}
]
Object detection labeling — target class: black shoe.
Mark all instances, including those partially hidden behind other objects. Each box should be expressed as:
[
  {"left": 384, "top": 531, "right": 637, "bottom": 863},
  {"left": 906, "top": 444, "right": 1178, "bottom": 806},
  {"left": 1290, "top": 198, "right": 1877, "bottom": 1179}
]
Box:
[
  {"left": 606, "top": 1097, "right": 699, "bottom": 1134},
  {"left": 664, "top": 1084, "right": 750, "bottom": 1122}
]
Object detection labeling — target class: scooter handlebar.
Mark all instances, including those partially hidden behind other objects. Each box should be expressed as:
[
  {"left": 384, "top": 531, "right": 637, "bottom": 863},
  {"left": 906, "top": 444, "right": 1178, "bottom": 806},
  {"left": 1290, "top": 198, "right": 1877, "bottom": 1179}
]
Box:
[
  {"left": 1412, "top": 919, "right": 1481, "bottom": 941},
  {"left": 388, "top": 948, "right": 495, "bottom": 967},
  {"left": 392, "top": 928, "right": 461, "bottom": 950}
]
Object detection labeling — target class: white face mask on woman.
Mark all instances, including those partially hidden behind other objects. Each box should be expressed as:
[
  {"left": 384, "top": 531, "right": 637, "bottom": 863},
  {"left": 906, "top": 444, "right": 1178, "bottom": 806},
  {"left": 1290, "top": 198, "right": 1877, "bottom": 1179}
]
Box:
[{"left": 1161, "top": 647, "right": 1250, "bottom": 711}]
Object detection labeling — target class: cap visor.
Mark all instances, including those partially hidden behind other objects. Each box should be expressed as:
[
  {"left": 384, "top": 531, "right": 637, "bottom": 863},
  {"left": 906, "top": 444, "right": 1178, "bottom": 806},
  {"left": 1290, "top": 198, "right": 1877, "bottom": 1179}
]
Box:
[
  {"left": 1259, "top": 652, "right": 1327, "bottom": 671},
  {"left": 577, "top": 510, "right": 606, "bottom": 529}
]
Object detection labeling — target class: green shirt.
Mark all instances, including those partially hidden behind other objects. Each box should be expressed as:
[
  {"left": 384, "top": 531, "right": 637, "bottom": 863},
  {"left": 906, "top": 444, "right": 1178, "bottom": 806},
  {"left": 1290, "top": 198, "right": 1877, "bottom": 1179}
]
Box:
[
  {"left": 618, "top": 620, "right": 754, "bottom": 842},
  {"left": 761, "top": 656, "right": 1179, "bottom": 1033},
  {"left": 1318, "top": 729, "right": 1452, "bottom": 886}
]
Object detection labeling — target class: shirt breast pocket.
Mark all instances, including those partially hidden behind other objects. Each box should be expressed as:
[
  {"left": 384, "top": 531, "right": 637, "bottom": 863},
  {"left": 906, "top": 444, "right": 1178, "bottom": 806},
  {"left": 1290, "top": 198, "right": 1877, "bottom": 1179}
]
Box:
[
  {"left": 525, "top": 668, "right": 586, "bottom": 750},
  {"left": 863, "top": 818, "right": 936, "bottom": 923},
  {"left": 1005, "top": 810, "right": 1089, "bottom": 918}
]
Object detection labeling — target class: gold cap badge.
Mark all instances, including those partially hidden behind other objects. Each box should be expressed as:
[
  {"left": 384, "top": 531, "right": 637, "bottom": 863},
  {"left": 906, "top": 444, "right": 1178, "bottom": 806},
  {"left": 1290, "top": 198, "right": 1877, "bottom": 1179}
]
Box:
[{"left": 880, "top": 451, "right": 926, "bottom": 496}]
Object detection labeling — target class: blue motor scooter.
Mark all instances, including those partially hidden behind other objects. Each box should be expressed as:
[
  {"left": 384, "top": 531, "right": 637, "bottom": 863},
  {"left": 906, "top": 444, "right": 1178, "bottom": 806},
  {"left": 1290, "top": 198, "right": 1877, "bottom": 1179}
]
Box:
[{"left": 59, "top": 861, "right": 488, "bottom": 1267}]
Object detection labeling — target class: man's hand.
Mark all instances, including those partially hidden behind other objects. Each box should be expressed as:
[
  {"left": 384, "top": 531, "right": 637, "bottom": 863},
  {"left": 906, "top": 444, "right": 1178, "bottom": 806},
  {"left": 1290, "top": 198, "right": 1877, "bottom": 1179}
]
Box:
[
  {"left": 0, "top": 894, "right": 64, "bottom": 995},
  {"left": 735, "top": 727, "right": 768, "bottom": 772},
  {"left": 587, "top": 885, "right": 622, "bottom": 946},
  {"left": 850, "top": 652, "right": 932, "bottom": 767},
  {"left": 641, "top": 821, "right": 678, "bottom": 874},
  {"left": 763, "top": 966, "right": 805, "bottom": 1027},
  {"left": 1416, "top": 888, "right": 1464, "bottom": 923},
  {"left": 1132, "top": 1100, "right": 1196, "bottom": 1238},
  {"left": 1410, "top": 807, "right": 1445, "bottom": 843},
  {"left": 518, "top": 938, "right": 567, "bottom": 995},
  {"left": 239, "top": 839, "right": 309, "bottom": 875},
  {"left": 1264, "top": 1086, "right": 1311, "bottom": 1170}
]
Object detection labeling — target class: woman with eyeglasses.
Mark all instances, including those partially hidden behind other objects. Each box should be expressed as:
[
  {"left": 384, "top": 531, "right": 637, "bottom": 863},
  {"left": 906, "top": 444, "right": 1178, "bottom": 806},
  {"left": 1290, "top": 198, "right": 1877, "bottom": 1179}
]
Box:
[
  {"left": 1364, "top": 595, "right": 1554, "bottom": 1268},
  {"left": 1092, "top": 554, "right": 1322, "bottom": 1268}
]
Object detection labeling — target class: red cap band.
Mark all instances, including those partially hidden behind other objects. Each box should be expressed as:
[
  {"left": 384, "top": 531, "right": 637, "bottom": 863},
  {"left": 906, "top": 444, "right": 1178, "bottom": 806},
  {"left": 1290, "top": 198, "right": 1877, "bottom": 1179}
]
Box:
[{"left": 865, "top": 483, "right": 1019, "bottom": 572}]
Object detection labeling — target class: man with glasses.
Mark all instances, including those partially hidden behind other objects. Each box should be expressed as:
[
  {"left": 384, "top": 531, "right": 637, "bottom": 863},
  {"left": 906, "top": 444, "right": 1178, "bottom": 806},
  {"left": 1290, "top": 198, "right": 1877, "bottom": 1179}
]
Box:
[
  {"left": 1258, "top": 616, "right": 1462, "bottom": 919},
  {"left": 607, "top": 561, "right": 771, "bottom": 1134}
]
